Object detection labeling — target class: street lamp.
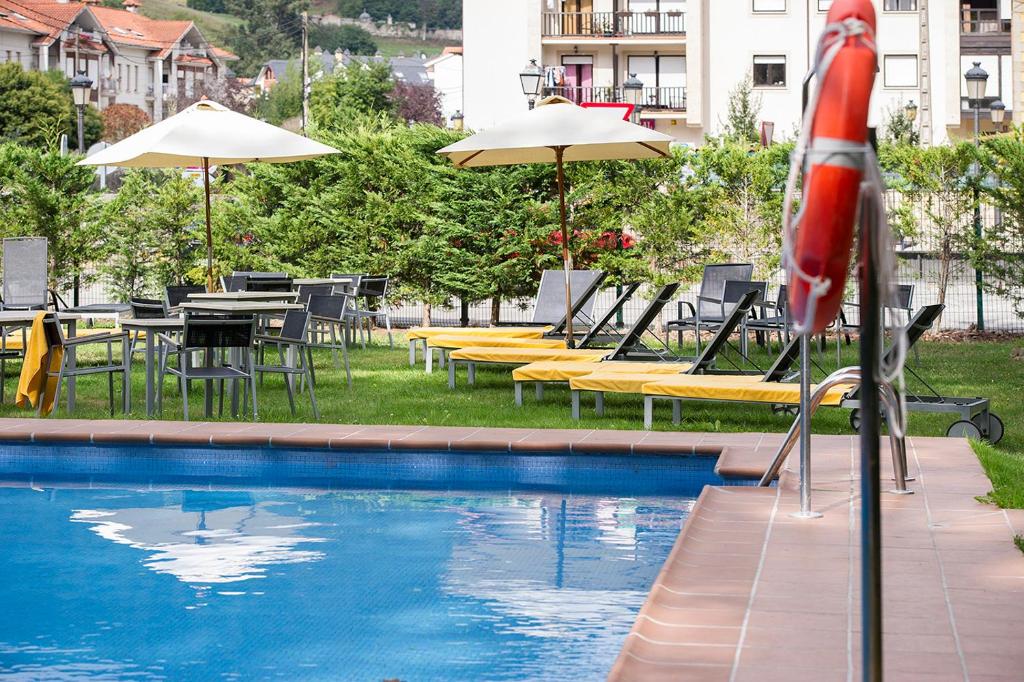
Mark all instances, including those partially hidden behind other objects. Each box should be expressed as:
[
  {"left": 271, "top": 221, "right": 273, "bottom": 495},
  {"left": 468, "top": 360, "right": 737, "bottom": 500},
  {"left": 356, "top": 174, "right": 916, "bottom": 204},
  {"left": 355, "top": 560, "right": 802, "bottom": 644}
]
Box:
[
  {"left": 450, "top": 109, "right": 464, "bottom": 131},
  {"left": 990, "top": 99, "right": 1006, "bottom": 131},
  {"left": 965, "top": 61, "right": 989, "bottom": 330},
  {"left": 904, "top": 100, "right": 918, "bottom": 122},
  {"left": 519, "top": 59, "right": 543, "bottom": 110},
  {"left": 69, "top": 70, "right": 92, "bottom": 153},
  {"left": 623, "top": 72, "right": 643, "bottom": 123}
]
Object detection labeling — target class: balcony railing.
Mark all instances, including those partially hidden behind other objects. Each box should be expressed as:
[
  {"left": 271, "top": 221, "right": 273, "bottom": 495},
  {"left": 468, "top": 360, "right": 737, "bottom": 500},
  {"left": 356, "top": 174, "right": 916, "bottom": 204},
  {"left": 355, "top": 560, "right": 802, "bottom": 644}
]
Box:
[
  {"left": 541, "top": 11, "right": 686, "bottom": 38},
  {"left": 961, "top": 9, "right": 1009, "bottom": 34},
  {"left": 543, "top": 85, "right": 687, "bottom": 112}
]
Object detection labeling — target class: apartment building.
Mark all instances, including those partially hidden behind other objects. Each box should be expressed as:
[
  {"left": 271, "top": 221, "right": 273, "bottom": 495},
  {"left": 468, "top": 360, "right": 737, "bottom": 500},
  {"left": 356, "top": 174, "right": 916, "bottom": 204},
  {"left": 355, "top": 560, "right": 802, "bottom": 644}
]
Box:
[
  {"left": 0, "top": 0, "right": 237, "bottom": 122},
  {"left": 463, "top": 0, "right": 1017, "bottom": 145}
]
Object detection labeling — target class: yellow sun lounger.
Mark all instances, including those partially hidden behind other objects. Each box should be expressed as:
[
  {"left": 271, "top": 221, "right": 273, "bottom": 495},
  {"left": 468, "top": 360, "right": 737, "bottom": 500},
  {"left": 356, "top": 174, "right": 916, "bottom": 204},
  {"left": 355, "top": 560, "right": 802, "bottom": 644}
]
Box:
[
  {"left": 638, "top": 375, "right": 856, "bottom": 429},
  {"left": 407, "top": 326, "right": 550, "bottom": 367},
  {"left": 511, "top": 360, "right": 693, "bottom": 405},
  {"left": 445, "top": 346, "right": 609, "bottom": 389},
  {"left": 423, "top": 334, "right": 569, "bottom": 373}
]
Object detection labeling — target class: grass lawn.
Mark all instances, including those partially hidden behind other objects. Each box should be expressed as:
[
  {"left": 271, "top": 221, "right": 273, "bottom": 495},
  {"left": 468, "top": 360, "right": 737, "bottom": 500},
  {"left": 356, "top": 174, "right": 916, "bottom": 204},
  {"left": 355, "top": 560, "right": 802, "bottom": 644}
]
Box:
[
  {"left": 2, "top": 331, "right": 1021, "bottom": 510},
  {"left": 373, "top": 36, "right": 458, "bottom": 59},
  {"left": 139, "top": 0, "right": 244, "bottom": 43}
]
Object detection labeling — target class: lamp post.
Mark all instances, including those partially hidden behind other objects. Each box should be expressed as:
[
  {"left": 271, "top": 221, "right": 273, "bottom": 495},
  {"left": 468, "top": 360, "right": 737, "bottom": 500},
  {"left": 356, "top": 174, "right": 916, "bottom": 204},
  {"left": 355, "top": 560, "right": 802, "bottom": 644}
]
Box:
[
  {"left": 623, "top": 72, "right": 643, "bottom": 124},
  {"left": 69, "top": 70, "right": 93, "bottom": 153},
  {"left": 990, "top": 99, "right": 1006, "bottom": 132},
  {"left": 519, "top": 59, "right": 543, "bottom": 110},
  {"left": 904, "top": 99, "right": 918, "bottom": 144},
  {"left": 965, "top": 62, "right": 988, "bottom": 330},
  {"left": 451, "top": 109, "right": 464, "bottom": 131}
]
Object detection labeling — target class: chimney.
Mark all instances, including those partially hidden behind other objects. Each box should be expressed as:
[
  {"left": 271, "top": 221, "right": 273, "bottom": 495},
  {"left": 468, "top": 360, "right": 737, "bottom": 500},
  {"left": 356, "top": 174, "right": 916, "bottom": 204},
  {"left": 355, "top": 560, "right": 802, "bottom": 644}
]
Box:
[{"left": 123, "top": 0, "right": 141, "bottom": 12}]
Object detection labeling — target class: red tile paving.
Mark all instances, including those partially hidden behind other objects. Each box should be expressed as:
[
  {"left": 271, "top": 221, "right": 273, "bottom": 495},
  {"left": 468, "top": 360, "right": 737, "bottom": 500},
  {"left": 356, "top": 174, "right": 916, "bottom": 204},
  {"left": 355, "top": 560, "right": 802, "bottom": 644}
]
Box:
[{"left": 0, "top": 418, "right": 1020, "bottom": 680}]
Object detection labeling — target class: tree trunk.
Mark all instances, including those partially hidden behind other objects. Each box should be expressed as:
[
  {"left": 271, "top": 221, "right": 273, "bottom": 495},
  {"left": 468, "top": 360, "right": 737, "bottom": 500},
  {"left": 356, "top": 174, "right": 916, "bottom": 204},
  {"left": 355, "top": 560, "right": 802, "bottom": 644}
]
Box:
[
  {"left": 490, "top": 297, "right": 501, "bottom": 326},
  {"left": 422, "top": 302, "right": 431, "bottom": 327}
]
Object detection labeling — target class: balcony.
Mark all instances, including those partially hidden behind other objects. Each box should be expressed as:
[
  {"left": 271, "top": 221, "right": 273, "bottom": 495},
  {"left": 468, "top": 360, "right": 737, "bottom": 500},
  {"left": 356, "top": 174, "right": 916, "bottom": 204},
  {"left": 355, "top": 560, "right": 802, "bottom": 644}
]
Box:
[
  {"left": 542, "top": 85, "right": 687, "bottom": 112},
  {"left": 541, "top": 11, "right": 685, "bottom": 39},
  {"left": 960, "top": 8, "right": 1010, "bottom": 51}
]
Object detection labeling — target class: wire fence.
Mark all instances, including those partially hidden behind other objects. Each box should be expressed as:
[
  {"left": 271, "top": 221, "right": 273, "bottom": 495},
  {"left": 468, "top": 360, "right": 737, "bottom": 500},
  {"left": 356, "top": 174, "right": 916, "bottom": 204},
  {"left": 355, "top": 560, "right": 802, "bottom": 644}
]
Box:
[{"left": 64, "top": 192, "right": 1024, "bottom": 333}]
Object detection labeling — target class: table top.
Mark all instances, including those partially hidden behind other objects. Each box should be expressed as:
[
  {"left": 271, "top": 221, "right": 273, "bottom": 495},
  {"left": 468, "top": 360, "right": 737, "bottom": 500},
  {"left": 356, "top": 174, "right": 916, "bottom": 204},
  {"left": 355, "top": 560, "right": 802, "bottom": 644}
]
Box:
[
  {"left": 179, "top": 301, "right": 305, "bottom": 314},
  {"left": 119, "top": 318, "right": 184, "bottom": 329},
  {"left": 293, "top": 278, "right": 342, "bottom": 287},
  {"left": 188, "top": 291, "right": 299, "bottom": 302},
  {"left": 0, "top": 311, "right": 81, "bottom": 324}
]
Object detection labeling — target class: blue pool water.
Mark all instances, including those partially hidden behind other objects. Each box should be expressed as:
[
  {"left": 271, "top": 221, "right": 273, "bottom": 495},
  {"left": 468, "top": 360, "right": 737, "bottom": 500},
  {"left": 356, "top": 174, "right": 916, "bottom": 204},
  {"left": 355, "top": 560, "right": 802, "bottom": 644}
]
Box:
[{"left": 0, "top": 445, "right": 731, "bottom": 681}]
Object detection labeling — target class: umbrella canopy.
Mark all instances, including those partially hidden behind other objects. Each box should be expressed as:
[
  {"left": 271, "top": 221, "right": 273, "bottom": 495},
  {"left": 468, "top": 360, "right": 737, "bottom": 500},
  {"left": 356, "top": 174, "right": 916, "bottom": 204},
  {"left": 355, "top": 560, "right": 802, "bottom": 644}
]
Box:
[
  {"left": 437, "top": 97, "right": 674, "bottom": 346},
  {"left": 80, "top": 100, "right": 339, "bottom": 168},
  {"left": 79, "top": 100, "right": 339, "bottom": 290}
]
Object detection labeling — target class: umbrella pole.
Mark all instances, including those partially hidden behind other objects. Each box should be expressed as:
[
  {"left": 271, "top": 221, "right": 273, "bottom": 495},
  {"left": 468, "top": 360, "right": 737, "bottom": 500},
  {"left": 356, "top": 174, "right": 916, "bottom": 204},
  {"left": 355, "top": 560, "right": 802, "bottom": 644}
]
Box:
[
  {"left": 202, "top": 156, "right": 215, "bottom": 292},
  {"left": 555, "top": 146, "right": 575, "bottom": 348}
]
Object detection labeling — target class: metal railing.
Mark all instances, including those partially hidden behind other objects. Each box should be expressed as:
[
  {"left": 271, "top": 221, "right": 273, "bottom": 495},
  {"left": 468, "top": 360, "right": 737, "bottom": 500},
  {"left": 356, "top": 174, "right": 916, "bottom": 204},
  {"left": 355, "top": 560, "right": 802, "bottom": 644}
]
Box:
[
  {"left": 542, "top": 85, "right": 687, "bottom": 111},
  {"left": 541, "top": 11, "right": 686, "bottom": 37},
  {"left": 961, "top": 8, "right": 1009, "bottom": 34}
]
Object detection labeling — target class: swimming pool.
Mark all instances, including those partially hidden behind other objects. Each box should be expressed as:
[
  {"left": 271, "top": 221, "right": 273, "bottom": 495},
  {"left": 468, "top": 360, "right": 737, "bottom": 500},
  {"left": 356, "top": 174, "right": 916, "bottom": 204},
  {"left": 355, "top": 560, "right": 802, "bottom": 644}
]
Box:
[{"left": 0, "top": 444, "right": 731, "bottom": 681}]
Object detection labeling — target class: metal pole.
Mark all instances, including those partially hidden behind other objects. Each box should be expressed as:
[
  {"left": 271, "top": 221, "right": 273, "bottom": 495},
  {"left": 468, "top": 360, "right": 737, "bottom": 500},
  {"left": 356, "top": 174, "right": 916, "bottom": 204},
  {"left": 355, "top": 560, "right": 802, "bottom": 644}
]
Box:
[
  {"left": 528, "top": 97, "right": 536, "bottom": 110},
  {"left": 792, "top": 333, "right": 822, "bottom": 519},
  {"left": 554, "top": 147, "right": 575, "bottom": 348},
  {"left": 973, "top": 104, "right": 985, "bottom": 331},
  {"left": 202, "top": 156, "right": 215, "bottom": 292},
  {"left": 860, "top": 131, "right": 883, "bottom": 682},
  {"left": 75, "top": 105, "right": 85, "bottom": 154},
  {"left": 301, "top": 11, "right": 309, "bottom": 134}
]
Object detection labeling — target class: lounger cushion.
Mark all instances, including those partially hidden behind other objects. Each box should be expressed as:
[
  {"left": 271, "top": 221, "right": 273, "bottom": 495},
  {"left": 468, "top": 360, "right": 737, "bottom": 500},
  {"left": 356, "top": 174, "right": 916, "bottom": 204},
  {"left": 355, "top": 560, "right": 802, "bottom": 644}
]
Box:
[
  {"left": 569, "top": 371, "right": 762, "bottom": 395},
  {"left": 427, "top": 335, "right": 566, "bottom": 350},
  {"left": 449, "top": 346, "right": 607, "bottom": 364},
  {"left": 513, "top": 361, "right": 693, "bottom": 382},
  {"left": 642, "top": 375, "right": 854, "bottom": 406},
  {"left": 407, "top": 326, "right": 549, "bottom": 341}
]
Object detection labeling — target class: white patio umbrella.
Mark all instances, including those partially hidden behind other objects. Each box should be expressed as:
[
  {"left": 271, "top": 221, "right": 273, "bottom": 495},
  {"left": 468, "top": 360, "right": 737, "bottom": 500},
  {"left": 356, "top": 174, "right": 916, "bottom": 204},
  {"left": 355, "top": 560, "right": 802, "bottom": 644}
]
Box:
[
  {"left": 437, "top": 97, "right": 674, "bottom": 346},
  {"left": 79, "top": 100, "right": 339, "bottom": 291}
]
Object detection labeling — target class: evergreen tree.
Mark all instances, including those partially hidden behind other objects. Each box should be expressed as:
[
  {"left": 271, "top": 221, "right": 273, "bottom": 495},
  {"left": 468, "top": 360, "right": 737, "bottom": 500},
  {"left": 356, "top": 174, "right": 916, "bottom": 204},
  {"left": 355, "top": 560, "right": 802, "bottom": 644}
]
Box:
[{"left": 722, "top": 74, "right": 762, "bottom": 145}]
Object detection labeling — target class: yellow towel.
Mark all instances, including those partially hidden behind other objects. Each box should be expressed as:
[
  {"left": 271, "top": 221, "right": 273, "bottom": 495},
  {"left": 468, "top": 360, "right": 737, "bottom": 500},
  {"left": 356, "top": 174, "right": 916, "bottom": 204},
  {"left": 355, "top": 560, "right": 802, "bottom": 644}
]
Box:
[
  {"left": 15, "top": 312, "right": 62, "bottom": 415},
  {"left": 449, "top": 346, "right": 608, "bottom": 364},
  {"left": 641, "top": 374, "right": 854, "bottom": 406},
  {"left": 512, "top": 360, "right": 693, "bottom": 383}
]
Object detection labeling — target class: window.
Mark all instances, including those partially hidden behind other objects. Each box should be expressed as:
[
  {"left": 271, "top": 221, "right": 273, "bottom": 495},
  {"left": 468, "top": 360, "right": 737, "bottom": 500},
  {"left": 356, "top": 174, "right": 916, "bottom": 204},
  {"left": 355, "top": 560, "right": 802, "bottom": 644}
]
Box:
[
  {"left": 817, "top": 0, "right": 832, "bottom": 10},
  {"left": 753, "top": 55, "right": 786, "bottom": 87},
  {"left": 883, "top": 0, "right": 916, "bottom": 10},
  {"left": 133, "top": 65, "right": 139, "bottom": 92},
  {"left": 883, "top": 55, "right": 918, "bottom": 88},
  {"left": 753, "top": 0, "right": 786, "bottom": 11}
]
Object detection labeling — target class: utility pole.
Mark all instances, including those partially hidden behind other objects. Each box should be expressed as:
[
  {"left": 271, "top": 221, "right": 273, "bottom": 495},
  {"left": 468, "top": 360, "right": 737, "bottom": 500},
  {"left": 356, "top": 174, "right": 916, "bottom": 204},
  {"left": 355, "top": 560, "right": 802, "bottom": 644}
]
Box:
[{"left": 301, "top": 10, "right": 309, "bottom": 134}]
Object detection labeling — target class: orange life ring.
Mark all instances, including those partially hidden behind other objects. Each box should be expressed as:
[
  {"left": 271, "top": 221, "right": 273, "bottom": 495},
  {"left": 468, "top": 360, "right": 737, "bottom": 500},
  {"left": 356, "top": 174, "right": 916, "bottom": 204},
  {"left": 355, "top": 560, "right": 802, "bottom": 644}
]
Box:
[{"left": 788, "top": 0, "right": 877, "bottom": 334}]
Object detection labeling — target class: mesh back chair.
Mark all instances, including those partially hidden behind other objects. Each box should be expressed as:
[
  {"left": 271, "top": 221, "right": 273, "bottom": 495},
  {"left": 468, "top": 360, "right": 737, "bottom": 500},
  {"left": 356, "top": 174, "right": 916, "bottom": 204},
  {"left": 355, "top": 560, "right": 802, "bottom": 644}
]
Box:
[
  {"left": 297, "top": 284, "right": 335, "bottom": 306},
  {"left": 157, "top": 314, "right": 258, "bottom": 420},
  {"left": 353, "top": 276, "right": 393, "bottom": 349},
  {"left": 330, "top": 273, "right": 362, "bottom": 295},
  {"left": 254, "top": 310, "right": 320, "bottom": 419},
  {"left": 665, "top": 264, "right": 754, "bottom": 352},
  {"left": 1, "top": 237, "right": 49, "bottom": 310},
  {"left": 38, "top": 312, "right": 131, "bottom": 416},
  {"left": 166, "top": 285, "right": 205, "bottom": 309},
  {"left": 307, "top": 293, "right": 352, "bottom": 387},
  {"left": 745, "top": 284, "right": 791, "bottom": 352},
  {"left": 246, "top": 277, "right": 294, "bottom": 293},
  {"left": 221, "top": 275, "right": 248, "bottom": 292},
  {"left": 129, "top": 297, "right": 167, "bottom": 354},
  {"left": 328, "top": 275, "right": 363, "bottom": 346},
  {"left": 837, "top": 284, "right": 918, "bottom": 365},
  {"left": 527, "top": 270, "right": 606, "bottom": 329}
]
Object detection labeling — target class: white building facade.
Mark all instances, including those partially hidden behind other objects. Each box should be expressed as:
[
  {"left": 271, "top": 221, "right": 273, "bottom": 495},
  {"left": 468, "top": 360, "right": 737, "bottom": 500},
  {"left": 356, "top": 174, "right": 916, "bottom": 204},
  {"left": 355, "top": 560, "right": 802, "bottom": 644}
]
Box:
[{"left": 463, "top": 0, "right": 1016, "bottom": 145}]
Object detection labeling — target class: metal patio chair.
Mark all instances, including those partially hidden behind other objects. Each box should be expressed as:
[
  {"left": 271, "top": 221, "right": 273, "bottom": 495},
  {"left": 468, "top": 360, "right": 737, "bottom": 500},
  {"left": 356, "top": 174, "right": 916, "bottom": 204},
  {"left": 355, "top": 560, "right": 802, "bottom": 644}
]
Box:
[
  {"left": 664, "top": 263, "right": 754, "bottom": 353},
  {"left": 307, "top": 293, "right": 352, "bottom": 387},
  {"left": 129, "top": 297, "right": 167, "bottom": 354},
  {"left": 37, "top": 312, "right": 131, "bottom": 416},
  {"left": 254, "top": 309, "right": 320, "bottom": 419},
  {"left": 165, "top": 285, "right": 205, "bottom": 311},
  {"left": 221, "top": 275, "right": 248, "bottom": 292},
  {"left": 745, "top": 284, "right": 791, "bottom": 352},
  {"left": 352, "top": 276, "right": 393, "bottom": 349},
  {"left": 1, "top": 237, "right": 49, "bottom": 311},
  {"left": 157, "top": 314, "right": 258, "bottom": 421},
  {"left": 246, "top": 277, "right": 294, "bottom": 293}
]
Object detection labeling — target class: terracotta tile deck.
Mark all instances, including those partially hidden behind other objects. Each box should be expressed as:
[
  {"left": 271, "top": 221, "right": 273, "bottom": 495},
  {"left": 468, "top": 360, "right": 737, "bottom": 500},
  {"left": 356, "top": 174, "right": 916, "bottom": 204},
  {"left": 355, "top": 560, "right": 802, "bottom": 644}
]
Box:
[{"left": 0, "top": 418, "right": 1020, "bottom": 680}]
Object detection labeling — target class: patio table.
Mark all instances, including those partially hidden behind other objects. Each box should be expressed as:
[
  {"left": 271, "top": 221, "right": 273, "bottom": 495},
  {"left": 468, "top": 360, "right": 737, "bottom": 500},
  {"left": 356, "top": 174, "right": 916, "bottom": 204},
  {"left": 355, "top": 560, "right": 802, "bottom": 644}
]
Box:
[
  {"left": 292, "top": 278, "right": 340, "bottom": 287},
  {"left": 188, "top": 291, "right": 299, "bottom": 303},
  {"left": 0, "top": 312, "right": 81, "bottom": 410},
  {"left": 119, "top": 318, "right": 184, "bottom": 418}
]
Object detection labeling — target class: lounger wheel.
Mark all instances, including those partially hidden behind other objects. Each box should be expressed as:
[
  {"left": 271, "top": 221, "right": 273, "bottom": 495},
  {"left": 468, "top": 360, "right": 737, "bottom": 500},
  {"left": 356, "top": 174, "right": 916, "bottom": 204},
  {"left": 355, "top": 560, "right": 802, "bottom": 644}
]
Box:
[
  {"left": 971, "top": 412, "right": 1004, "bottom": 445},
  {"left": 849, "top": 409, "right": 887, "bottom": 433},
  {"left": 772, "top": 404, "right": 798, "bottom": 417},
  {"left": 946, "top": 419, "right": 982, "bottom": 440}
]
